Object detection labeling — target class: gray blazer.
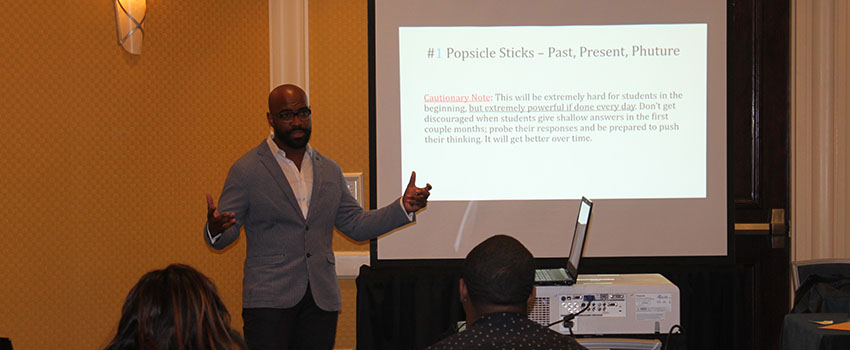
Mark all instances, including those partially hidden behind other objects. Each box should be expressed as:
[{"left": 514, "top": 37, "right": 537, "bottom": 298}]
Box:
[{"left": 205, "top": 141, "right": 412, "bottom": 311}]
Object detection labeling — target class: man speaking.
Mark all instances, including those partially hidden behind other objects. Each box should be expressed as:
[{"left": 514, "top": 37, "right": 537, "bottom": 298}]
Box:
[{"left": 205, "top": 84, "right": 431, "bottom": 350}]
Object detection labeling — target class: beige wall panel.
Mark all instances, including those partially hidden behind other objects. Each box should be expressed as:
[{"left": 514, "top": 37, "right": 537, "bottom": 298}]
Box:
[{"left": 792, "top": 0, "right": 850, "bottom": 261}]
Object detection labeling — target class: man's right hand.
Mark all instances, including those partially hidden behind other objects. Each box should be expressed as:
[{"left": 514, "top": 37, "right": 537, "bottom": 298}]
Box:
[{"left": 206, "top": 193, "right": 236, "bottom": 236}]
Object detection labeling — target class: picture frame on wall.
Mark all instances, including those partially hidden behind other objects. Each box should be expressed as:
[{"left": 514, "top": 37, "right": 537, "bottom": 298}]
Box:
[{"left": 344, "top": 172, "right": 364, "bottom": 208}]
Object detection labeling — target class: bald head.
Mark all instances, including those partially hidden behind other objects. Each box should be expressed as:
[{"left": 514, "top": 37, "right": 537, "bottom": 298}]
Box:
[{"left": 268, "top": 84, "right": 309, "bottom": 114}]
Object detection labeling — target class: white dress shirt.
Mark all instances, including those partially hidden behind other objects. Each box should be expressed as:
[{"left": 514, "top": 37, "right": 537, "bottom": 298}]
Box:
[{"left": 266, "top": 135, "right": 313, "bottom": 219}]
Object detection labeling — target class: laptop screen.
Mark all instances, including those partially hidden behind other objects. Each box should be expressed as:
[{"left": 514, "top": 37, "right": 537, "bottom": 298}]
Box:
[{"left": 568, "top": 197, "right": 593, "bottom": 273}]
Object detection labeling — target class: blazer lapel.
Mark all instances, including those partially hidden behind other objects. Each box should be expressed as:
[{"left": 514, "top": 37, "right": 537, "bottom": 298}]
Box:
[
  {"left": 306, "top": 151, "right": 324, "bottom": 223},
  {"left": 256, "top": 141, "right": 304, "bottom": 217}
]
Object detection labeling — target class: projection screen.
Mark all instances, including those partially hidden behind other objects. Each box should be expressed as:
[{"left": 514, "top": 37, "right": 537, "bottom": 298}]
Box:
[{"left": 371, "top": 0, "right": 727, "bottom": 261}]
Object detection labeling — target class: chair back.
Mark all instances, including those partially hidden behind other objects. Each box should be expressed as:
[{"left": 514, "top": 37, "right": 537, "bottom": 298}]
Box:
[{"left": 793, "top": 259, "right": 850, "bottom": 292}]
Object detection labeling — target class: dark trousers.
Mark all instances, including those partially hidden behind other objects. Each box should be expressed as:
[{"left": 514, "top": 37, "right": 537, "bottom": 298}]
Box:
[{"left": 242, "top": 285, "right": 339, "bottom": 350}]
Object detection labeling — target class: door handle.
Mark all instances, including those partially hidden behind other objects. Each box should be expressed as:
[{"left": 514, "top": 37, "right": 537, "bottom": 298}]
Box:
[
  {"left": 770, "top": 208, "right": 786, "bottom": 249},
  {"left": 734, "top": 208, "right": 787, "bottom": 249}
]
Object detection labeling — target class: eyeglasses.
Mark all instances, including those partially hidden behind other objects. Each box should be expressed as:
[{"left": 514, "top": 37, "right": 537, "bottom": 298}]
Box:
[{"left": 277, "top": 107, "right": 312, "bottom": 121}]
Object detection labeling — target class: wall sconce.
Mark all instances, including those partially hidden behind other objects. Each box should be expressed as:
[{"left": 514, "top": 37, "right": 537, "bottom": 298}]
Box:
[{"left": 113, "top": 0, "right": 146, "bottom": 55}]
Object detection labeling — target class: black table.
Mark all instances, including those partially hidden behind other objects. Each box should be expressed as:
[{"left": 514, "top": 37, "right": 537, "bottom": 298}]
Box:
[
  {"left": 781, "top": 313, "right": 850, "bottom": 350},
  {"left": 356, "top": 265, "right": 464, "bottom": 350}
]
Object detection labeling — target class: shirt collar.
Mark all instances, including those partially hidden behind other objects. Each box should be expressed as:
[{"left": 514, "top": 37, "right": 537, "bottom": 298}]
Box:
[
  {"left": 484, "top": 311, "right": 524, "bottom": 317},
  {"left": 478, "top": 312, "right": 525, "bottom": 322}
]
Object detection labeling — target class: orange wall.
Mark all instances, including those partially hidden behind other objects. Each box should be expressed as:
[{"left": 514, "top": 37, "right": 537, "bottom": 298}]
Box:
[
  {"left": 309, "top": 0, "right": 372, "bottom": 252},
  {"left": 0, "top": 1, "right": 376, "bottom": 348},
  {"left": 0, "top": 1, "right": 268, "bottom": 349}
]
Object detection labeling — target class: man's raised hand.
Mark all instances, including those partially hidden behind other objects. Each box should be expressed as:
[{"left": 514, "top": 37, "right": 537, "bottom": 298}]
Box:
[
  {"left": 206, "top": 193, "right": 236, "bottom": 235},
  {"left": 402, "top": 171, "right": 432, "bottom": 213}
]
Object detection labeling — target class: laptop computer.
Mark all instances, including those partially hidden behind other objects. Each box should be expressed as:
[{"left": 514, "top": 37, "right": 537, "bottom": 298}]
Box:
[{"left": 535, "top": 197, "right": 593, "bottom": 286}]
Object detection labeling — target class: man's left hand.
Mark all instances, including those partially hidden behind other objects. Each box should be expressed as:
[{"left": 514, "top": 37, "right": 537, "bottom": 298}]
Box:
[{"left": 403, "top": 171, "right": 432, "bottom": 213}]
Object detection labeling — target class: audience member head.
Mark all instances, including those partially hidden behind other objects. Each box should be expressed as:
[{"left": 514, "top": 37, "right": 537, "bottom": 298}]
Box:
[
  {"left": 106, "top": 264, "right": 245, "bottom": 350},
  {"left": 460, "top": 234, "right": 536, "bottom": 324}
]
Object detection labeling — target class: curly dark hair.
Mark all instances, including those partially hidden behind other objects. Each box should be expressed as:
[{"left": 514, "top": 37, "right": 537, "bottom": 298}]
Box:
[
  {"left": 106, "top": 264, "right": 245, "bottom": 350},
  {"left": 463, "top": 235, "right": 535, "bottom": 307}
]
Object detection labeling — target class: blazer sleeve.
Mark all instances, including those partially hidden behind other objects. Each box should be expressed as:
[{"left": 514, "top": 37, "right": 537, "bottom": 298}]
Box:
[
  {"left": 204, "top": 162, "right": 249, "bottom": 249},
  {"left": 333, "top": 171, "right": 412, "bottom": 242}
]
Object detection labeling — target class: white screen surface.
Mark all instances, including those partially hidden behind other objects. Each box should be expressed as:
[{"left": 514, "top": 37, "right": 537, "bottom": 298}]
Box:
[
  {"left": 400, "top": 24, "right": 707, "bottom": 200},
  {"left": 374, "top": 0, "right": 727, "bottom": 260}
]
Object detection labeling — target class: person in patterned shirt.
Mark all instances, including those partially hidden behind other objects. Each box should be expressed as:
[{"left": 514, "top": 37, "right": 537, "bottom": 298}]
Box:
[{"left": 427, "top": 235, "right": 587, "bottom": 350}]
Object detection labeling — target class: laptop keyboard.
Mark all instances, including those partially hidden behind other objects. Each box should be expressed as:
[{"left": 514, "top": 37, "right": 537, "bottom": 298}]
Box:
[{"left": 535, "top": 268, "right": 569, "bottom": 282}]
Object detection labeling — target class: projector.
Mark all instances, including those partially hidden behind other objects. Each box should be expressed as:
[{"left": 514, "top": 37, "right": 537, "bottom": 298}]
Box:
[{"left": 529, "top": 274, "right": 680, "bottom": 335}]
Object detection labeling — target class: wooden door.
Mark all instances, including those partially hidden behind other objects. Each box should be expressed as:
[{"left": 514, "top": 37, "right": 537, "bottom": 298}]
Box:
[{"left": 729, "top": 0, "right": 791, "bottom": 349}]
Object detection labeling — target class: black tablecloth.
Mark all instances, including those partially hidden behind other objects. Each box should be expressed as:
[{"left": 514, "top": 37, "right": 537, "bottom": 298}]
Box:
[
  {"left": 781, "top": 313, "right": 850, "bottom": 350},
  {"left": 356, "top": 265, "right": 464, "bottom": 350}
]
